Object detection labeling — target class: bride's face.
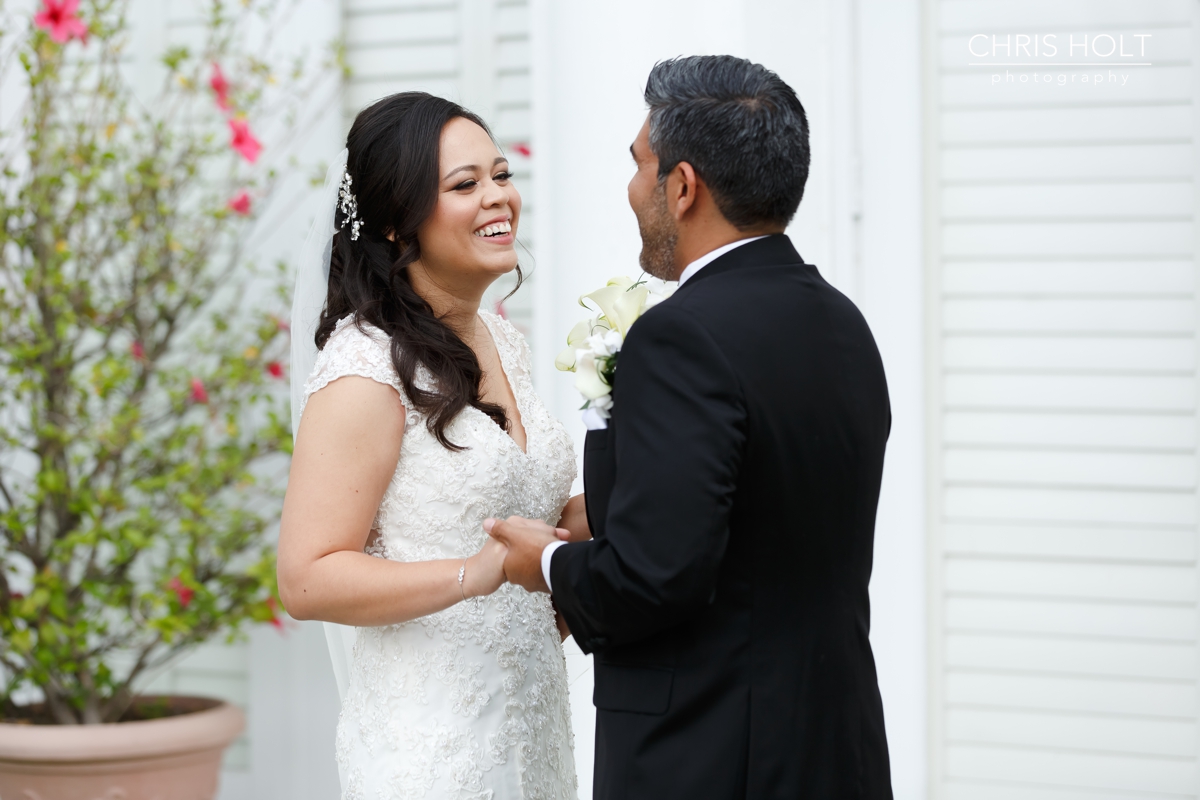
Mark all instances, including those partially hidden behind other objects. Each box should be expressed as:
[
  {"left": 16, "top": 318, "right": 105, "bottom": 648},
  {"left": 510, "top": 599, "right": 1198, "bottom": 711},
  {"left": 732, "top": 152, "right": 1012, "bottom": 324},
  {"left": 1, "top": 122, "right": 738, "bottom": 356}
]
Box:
[{"left": 415, "top": 117, "right": 522, "bottom": 286}]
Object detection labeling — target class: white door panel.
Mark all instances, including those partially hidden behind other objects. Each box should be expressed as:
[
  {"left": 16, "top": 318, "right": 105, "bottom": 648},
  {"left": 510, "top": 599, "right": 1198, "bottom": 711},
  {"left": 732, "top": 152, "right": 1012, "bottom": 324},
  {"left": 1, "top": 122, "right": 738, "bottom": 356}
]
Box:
[{"left": 927, "top": 0, "right": 1200, "bottom": 796}]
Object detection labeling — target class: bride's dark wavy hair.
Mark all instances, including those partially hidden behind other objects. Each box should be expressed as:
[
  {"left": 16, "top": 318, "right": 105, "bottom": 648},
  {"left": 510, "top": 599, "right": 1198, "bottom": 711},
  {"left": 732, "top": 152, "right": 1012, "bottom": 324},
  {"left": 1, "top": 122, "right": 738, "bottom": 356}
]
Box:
[{"left": 316, "top": 92, "right": 520, "bottom": 450}]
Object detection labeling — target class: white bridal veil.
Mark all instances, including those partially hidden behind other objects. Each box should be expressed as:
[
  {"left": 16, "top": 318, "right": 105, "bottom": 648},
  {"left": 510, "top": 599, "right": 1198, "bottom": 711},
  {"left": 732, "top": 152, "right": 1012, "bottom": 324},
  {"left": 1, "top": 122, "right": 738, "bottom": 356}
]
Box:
[{"left": 289, "top": 149, "right": 356, "bottom": 704}]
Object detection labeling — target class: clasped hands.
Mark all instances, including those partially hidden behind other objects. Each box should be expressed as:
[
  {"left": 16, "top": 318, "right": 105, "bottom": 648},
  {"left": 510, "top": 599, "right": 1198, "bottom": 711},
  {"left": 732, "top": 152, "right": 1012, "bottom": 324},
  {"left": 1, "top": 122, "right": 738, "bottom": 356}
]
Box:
[
  {"left": 473, "top": 493, "right": 591, "bottom": 595},
  {"left": 481, "top": 515, "right": 565, "bottom": 593}
]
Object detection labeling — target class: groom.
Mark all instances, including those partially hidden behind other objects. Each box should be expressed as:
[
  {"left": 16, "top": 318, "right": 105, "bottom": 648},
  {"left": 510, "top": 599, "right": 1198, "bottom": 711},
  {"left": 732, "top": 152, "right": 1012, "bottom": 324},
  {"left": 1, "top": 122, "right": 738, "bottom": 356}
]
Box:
[{"left": 486, "top": 55, "right": 893, "bottom": 799}]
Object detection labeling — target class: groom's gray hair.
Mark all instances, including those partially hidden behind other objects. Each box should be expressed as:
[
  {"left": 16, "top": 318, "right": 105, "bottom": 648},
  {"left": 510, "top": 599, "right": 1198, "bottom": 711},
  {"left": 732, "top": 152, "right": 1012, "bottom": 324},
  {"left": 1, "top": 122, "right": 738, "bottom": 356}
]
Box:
[{"left": 644, "top": 55, "right": 809, "bottom": 229}]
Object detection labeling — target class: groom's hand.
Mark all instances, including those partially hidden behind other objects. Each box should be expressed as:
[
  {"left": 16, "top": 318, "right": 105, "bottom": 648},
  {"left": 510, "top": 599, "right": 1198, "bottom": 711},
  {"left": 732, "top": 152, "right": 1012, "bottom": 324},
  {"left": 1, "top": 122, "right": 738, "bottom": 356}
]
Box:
[{"left": 483, "top": 516, "right": 565, "bottom": 594}]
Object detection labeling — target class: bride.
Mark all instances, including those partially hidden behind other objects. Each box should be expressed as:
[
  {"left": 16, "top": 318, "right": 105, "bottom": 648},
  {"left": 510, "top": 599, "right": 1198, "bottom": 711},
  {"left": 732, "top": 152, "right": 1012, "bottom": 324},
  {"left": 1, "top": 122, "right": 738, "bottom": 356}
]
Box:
[{"left": 277, "top": 92, "right": 582, "bottom": 799}]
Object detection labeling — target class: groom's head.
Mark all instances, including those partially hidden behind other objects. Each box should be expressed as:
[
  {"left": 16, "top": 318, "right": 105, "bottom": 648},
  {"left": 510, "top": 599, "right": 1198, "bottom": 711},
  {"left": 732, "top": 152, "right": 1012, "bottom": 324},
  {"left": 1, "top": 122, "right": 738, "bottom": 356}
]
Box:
[{"left": 629, "top": 56, "right": 809, "bottom": 280}]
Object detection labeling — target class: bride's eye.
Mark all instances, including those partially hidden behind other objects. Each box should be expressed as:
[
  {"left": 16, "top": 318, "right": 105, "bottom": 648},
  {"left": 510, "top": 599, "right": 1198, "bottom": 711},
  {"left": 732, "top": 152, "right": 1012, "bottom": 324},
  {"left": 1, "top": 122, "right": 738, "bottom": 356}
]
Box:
[
  {"left": 494, "top": 171, "right": 513, "bottom": 182},
  {"left": 454, "top": 179, "right": 478, "bottom": 191}
]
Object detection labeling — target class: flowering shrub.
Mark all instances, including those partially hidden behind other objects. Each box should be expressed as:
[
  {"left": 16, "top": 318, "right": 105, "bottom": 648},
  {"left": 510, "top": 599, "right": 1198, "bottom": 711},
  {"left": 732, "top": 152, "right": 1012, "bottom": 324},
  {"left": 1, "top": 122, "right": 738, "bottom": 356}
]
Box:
[{"left": 0, "top": 0, "right": 336, "bottom": 724}]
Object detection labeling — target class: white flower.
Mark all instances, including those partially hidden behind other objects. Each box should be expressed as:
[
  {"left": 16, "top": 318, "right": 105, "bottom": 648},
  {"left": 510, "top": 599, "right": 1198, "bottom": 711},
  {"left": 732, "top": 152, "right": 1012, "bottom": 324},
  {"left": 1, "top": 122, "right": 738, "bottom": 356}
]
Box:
[
  {"left": 582, "top": 283, "right": 649, "bottom": 338},
  {"left": 560, "top": 274, "right": 678, "bottom": 428},
  {"left": 554, "top": 347, "right": 577, "bottom": 372},
  {"left": 644, "top": 286, "right": 673, "bottom": 309},
  {"left": 583, "top": 330, "right": 623, "bottom": 358},
  {"left": 555, "top": 317, "right": 611, "bottom": 372},
  {"left": 574, "top": 352, "right": 612, "bottom": 400}
]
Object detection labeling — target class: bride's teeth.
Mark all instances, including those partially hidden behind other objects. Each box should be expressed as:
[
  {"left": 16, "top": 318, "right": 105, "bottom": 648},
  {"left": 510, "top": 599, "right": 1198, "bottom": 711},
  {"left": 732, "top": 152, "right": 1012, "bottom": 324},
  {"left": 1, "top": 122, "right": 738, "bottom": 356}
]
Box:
[{"left": 474, "top": 221, "right": 511, "bottom": 237}]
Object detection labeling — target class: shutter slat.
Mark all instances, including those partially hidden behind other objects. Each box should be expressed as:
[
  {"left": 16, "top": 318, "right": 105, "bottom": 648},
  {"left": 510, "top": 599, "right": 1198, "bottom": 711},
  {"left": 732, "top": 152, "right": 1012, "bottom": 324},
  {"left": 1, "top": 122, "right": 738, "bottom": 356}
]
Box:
[
  {"left": 947, "top": 672, "right": 1197, "bottom": 720},
  {"left": 945, "top": 743, "right": 1196, "bottom": 796},
  {"left": 947, "top": 596, "right": 1197, "bottom": 641},
  {"left": 945, "top": 559, "right": 1196, "bottom": 604},
  {"left": 947, "top": 707, "right": 1197, "bottom": 758},
  {"left": 939, "top": 0, "right": 1193, "bottom": 30},
  {"left": 943, "top": 486, "right": 1196, "bottom": 527},
  {"left": 945, "top": 633, "right": 1197, "bottom": 681}
]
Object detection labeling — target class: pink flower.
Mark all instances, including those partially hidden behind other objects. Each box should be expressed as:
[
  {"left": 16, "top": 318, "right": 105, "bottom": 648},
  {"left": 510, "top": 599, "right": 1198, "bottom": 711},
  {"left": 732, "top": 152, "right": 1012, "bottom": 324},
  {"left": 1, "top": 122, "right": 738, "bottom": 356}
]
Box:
[
  {"left": 228, "top": 118, "right": 262, "bottom": 164},
  {"left": 189, "top": 378, "right": 209, "bottom": 404},
  {"left": 511, "top": 142, "right": 532, "bottom": 158},
  {"left": 265, "top": 361, "right": 283, "bottom": 379},
  {"left": 227, "top": 190, "right": 252, "bottom": 215},
  {"left": 167, "top": 577, "right": 194, "bottom": 609},
  {"left": 130, "top": 341, "right": 145, "bottom": 360},
  {"left": 494, "top": 300, "right": 508, "bottom": 319},
  {"left": 266, "top": 596, "right": 284, "bottom": 631},
  {"left": 210, "top": 63, "right": 231, "bottom": 111},
  {"left": 274, "top": 317, "right": 290, "bottom": 334},
  {"left": 34, "top": 0, "right": 88, "bottom": 45}
]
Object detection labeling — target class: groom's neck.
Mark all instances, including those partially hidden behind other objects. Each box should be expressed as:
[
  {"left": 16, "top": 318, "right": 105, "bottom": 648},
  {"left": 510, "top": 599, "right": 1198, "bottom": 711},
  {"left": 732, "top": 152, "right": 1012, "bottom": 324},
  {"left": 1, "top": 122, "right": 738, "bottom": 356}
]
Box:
[{"left": 673, "top": 213, "right": 784, "bottom": 279}]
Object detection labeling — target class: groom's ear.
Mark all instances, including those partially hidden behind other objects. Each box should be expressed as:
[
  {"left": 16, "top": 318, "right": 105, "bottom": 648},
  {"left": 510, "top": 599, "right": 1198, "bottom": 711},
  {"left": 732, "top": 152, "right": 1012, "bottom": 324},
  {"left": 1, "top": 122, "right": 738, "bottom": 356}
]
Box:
[{"left": 666, "top": 161, "right": 699, "bottom": 221}]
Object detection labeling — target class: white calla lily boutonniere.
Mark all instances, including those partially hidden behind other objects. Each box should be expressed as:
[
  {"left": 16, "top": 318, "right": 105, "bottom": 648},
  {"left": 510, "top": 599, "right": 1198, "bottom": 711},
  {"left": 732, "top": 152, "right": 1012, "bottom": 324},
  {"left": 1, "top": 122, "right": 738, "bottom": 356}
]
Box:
[{"left": 555, "top": 275, "right": 675, "bottom": 429}]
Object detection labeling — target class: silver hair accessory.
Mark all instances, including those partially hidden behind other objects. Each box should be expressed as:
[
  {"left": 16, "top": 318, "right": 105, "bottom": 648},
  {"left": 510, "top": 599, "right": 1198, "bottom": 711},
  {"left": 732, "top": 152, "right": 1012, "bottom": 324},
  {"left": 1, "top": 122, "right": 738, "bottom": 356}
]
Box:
[{"left": 338, "top": 170, "right": 362, "bottom": 241}]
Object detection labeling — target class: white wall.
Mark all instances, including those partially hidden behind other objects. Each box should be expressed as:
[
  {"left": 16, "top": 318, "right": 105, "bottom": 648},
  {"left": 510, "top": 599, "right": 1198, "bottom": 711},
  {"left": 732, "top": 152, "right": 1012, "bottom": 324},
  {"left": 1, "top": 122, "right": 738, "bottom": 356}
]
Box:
[
  {"left": 531, "top": 2, "right": 928, "bottom": 796},
  {"left": 856, "top": 1, "right": 927, "bottom": 798}
]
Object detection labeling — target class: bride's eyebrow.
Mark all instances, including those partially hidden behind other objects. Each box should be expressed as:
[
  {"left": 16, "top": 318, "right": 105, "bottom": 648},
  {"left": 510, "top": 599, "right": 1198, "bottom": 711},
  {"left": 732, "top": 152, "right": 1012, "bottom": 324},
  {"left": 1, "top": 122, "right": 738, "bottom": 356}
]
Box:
[{"left": 443, "top": 157, "right": 509, "bottom": 182}]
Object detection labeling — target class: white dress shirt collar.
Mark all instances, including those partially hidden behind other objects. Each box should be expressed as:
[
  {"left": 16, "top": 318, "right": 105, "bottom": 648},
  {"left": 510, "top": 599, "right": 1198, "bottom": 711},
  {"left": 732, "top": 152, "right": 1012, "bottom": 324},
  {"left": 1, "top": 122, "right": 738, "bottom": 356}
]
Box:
[{"left": 677, "top": 235, "right": 769, "bottom": 287}]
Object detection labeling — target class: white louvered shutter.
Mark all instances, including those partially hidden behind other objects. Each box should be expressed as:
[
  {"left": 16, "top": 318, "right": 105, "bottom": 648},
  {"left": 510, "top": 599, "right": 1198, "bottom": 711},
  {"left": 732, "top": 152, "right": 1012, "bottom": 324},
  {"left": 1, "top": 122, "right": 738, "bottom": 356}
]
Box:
[{"left": 928, "top": 1, "right": 1200, "bottom": 797}]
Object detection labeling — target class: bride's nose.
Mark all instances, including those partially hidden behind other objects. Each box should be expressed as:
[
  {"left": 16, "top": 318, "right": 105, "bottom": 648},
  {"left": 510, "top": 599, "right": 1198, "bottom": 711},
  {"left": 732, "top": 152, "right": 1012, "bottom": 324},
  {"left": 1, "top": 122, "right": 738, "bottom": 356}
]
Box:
[{"left": 480, "top": 180, "right": 507, "bottom": 209}]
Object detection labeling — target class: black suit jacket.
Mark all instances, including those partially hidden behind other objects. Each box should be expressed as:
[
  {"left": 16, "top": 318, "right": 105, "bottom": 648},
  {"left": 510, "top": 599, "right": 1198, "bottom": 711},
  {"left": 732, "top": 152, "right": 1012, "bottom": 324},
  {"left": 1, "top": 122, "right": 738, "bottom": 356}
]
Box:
[{"left": 550, "top": 235, "right": 893, "bottom": 799}]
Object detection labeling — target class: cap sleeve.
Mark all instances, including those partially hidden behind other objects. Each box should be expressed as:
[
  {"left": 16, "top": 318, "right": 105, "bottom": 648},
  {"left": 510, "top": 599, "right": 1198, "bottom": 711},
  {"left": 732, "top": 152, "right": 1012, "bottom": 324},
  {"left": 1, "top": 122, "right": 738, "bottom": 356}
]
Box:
[{"left": 299, "top": 316, "right": 411, "bottom": 420}]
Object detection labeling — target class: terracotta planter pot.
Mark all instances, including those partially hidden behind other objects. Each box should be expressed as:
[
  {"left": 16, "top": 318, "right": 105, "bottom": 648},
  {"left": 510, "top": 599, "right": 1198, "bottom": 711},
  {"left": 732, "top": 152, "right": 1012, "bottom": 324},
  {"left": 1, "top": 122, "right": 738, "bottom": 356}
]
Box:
[{"left": 0, "top": 696, "right": 244, "bottom": 800}]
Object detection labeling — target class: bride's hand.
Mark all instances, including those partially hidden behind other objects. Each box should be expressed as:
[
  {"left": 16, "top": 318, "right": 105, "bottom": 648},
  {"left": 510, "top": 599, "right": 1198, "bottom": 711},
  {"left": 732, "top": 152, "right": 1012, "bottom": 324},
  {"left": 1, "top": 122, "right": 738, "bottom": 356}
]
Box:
[{"left": 462, "top": 537, "right": 509, "bottom": 598}]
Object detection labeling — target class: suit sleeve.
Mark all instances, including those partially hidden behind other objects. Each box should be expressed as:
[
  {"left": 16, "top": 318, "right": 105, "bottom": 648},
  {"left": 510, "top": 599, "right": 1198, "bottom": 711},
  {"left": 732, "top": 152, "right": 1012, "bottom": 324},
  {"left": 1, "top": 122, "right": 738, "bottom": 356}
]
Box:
[{"left": 550, "top": 304, "right": 746, "bottom": 654}]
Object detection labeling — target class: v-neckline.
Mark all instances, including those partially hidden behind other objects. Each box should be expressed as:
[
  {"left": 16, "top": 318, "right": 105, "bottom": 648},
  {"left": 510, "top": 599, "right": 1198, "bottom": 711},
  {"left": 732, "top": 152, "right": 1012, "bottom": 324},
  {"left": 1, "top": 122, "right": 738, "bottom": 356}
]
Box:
[{"left": 477, "top": 311, "right": 529, "bottom": 457}]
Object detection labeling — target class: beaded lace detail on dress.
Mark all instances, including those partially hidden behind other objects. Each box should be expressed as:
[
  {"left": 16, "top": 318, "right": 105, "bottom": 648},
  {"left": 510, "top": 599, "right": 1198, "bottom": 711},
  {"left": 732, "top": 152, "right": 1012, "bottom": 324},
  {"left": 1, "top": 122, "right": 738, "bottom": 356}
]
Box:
[{"left": 302, "top": 312, "right": 578, "bottom": 800}]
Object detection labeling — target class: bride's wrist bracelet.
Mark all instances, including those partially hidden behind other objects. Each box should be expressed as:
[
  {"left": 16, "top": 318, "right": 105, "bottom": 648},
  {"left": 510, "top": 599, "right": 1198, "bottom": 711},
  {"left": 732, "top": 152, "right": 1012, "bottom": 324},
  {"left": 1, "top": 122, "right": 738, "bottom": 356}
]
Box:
[{"left": 458, "top": 558, "right": 468, "bottom": 600}]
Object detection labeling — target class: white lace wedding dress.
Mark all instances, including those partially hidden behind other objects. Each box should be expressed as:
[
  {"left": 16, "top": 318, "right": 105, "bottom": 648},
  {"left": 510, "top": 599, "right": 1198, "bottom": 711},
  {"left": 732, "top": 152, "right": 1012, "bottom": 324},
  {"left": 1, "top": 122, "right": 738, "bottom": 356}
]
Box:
[{"left": 300, "top": 311, "right": 579, "bottom": 800}]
